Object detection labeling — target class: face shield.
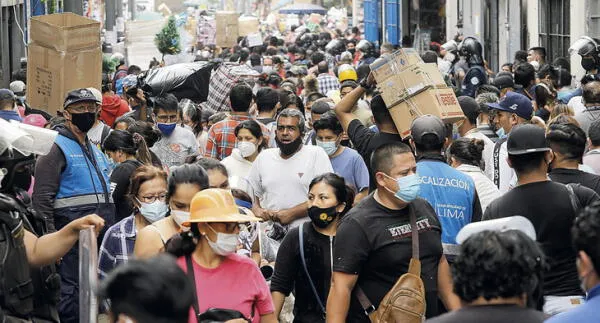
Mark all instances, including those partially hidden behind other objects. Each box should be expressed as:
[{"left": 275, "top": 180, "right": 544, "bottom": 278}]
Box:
[{"left": 568, "top": 36, "right": 600, "bottom": 57}]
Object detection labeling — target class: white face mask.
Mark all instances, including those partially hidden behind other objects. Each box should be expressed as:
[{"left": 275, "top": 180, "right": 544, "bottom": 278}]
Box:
[
  {"left": 444, "top": 52, "right": 456, "bottom": 62},
  {"left": 205, "top": 224, "right": 239, "bottom": 256},
  {"left": 171, "top": 210, "right": 190, "bottom": 231},
  {"left": 263, "top": 66, "right": 273, "bottom": 74},
  {"left": 238, "top": 141, "right": 257, "bottom": 158}
]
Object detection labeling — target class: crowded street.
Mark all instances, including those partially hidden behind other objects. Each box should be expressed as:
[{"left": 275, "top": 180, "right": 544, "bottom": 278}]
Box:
[{"left": 0, "top": 0, "right": 599, "bottom": 322}]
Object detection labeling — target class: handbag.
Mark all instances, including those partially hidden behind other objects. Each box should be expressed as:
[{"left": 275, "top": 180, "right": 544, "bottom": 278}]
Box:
[
  {"left": 355, "top": 205, "right": 426, "bottom": 323},
  {"left": 185, "top": 255, "right": 253, "bottom": 323}
]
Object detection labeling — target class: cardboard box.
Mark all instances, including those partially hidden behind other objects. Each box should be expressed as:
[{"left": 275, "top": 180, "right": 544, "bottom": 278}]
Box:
[
  {"left": 370, "top": 48, "right": 423, "bottom": 84},
  {"left": 27, "top": 43, "right": 102, "bottom": 115},
  {"left": 378, "top": 63, "right": 447, "bottom": 107},
  {"left": 29, "top": 13, "right": 101, "bottom": 52},
  {"left": 238, "top": 16, "right": 259, "bottom": 36},
  {"left": 388, "top": 86, "right": 465, "bottom": 138},
  {"left": 215, "top": 11, "right": 239, "bottom": 48}
]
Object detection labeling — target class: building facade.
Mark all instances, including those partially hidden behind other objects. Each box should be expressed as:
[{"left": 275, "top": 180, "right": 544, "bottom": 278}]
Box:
[{"left": 0, "top": 0, "right": 25, "bottom": 88}]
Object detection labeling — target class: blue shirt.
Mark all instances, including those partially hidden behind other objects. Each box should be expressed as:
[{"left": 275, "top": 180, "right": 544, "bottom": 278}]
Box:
[
  {"left": 417, "top": 159, "right": 481, "bottom": 256},
  {"left": 0, "top": 110, "right": 22, "bottom": 122},
  {"left": 330, "top": 147, "right": 369, "bottom": 192},
  {"left": 546, "top": 284, "right": 600, "bottom": 323}
]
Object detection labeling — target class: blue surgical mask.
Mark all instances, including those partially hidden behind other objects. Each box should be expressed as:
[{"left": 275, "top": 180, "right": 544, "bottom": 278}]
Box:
[
  {"left": 383, "top": 173, "right": 421, "bottom": 203},
  {"left": 316, "top": 140, "right": 338, "bottom": 156},
  {"left": 496, "top": 127, "right": 506, "bottom": 139},
  {"left": 157, "top": 122, "right": 177, "bottom": 136},
  {"left": 136, "top": 199, "right": 169, "bottom": 223}
]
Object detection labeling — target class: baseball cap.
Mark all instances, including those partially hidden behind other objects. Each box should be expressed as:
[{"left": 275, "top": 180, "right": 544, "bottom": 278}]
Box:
[
  {"left": 410, "top": 115, "right": 446, "bottom": 145},
  {"left": 493, "top": 72, "right": 514, "bottom": 90},
  {"left": 9, "top": 81, "right": 26, "bottom": 95},
  {"left": 87, "top": 87, "right": 103, "bottom": 104},
  {"left": 63, "top": 88, "right": 98, "bottom": 108},
  {"left": 507, "top": 124, "right": 551, "bottom": 155},
  {"left": 0, "top": 89, "right": 15, "bottom": 100},
  {"left": 485, "top": 91, "right": 533, "bottom": 120},
  {"left": 457, "top": 96, "right": 480, "bottom": 121},
  {"left": 22, "top": 114, "right": 47, "bottom": 128}
]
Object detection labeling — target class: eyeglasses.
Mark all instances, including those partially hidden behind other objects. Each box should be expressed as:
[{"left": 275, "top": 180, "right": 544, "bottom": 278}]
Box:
[
  {"left": 156, "top": 114, "right": 178, "bottom": 123},
  {"left": 138, "top": 193, "right": 167, "bottom": 203},
  {"left": 67, "top": 104, "right": 98, "bottom": 113}
]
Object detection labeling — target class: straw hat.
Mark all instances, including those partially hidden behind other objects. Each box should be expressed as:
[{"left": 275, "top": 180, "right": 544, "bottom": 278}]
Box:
[{"left": 183, "top": 189, "right": 261, "bottom": 227}]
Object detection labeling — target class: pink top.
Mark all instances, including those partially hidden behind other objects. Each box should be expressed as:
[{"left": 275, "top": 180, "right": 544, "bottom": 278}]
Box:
[{"left": 177, "top": 253, "right": 274, "bottom": 323}]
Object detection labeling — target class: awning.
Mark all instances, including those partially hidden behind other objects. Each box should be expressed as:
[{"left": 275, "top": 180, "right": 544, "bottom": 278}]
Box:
[{"left": 278, "top": 3, "right": 327, "bottom": 15}]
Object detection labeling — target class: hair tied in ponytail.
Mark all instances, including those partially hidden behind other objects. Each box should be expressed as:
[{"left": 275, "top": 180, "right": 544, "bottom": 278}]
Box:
[{"left": 132, "top": 132, "right": 144, "bottom": 144}]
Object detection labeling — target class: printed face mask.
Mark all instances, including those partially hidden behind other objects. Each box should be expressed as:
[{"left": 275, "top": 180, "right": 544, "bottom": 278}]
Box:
[{"left": 308, "top": 205, "right": 338, "bottom": 228}]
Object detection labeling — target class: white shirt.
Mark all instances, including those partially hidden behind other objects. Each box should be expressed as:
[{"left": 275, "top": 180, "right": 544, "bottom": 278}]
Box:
[
  {"left": 456, "top": 164, "right": 502, "bottom": 213},
  {"left": 486, "top": 139, "right": 516, "bottom": 193},
  {"left": 222, "top": 148, "right": 254, "bottom": 195},
  {"left": 87, "top": 122, "right": 109, "bottom": 147},
  {"left": 247, "top": 145, "right": 333, "bottom": 227},
  {"left": 464, "top": 129, "right": 495, "bottom": 180},
  {"left": 150, "top": 125, "right": 199, "bottom": 169}
]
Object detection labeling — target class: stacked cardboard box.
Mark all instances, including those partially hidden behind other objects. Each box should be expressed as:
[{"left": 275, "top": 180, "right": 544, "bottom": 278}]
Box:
[
  {"left": 371, "top": 49, "right": 464, "bottom": 138},
  {"left": 215, "top": 12, "right": 239, "bottom": 48},
  {"left": 27, "top": 13, "right": 102, "bottom": 116}
]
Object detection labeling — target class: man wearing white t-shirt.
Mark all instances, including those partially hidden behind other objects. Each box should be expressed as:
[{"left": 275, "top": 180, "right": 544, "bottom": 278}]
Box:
[{"left": 248, "top": 108, "right": 333, "bottom": 231}]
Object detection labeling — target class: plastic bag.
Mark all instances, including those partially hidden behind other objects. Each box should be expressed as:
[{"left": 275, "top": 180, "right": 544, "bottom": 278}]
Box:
[{"left": 142, "top": 61, "right": 214, "bottom": 102}]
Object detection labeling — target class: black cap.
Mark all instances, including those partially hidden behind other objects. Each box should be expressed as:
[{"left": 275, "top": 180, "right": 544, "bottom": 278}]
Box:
[
  {"left": 457, "top": 96, "right": 480, "bottom": 121},
  {"left": 63, "top": 88, "right": 97, "bottom": 108},
  {"left": 0, "top": 89, "right": 15, "bottom": 101},
  {"left": 311, "top": 100, "right": 333, "bottom": 115},
  {"left": 493, "top": 72, "right": 515, "bottom": 90},
  {"left": 507, "top": 124, "right": 551, "bottom": 155},
  {"left": 411, "top": 115, "right": 446, "bottom": 145}
]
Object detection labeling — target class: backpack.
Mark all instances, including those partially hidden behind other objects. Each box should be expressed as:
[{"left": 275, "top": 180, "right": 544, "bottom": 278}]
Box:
[{"left": 355, "top": 205, "right": 426, "bottom": 323}]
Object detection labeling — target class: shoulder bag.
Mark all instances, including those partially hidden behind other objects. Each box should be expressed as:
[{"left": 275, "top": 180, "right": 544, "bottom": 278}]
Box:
[
  {"left": 185, "top": 255, "right": 253, "bottom": 323},
  {"left": 355, "top": 205, "right": 426, "bottom": 323}
]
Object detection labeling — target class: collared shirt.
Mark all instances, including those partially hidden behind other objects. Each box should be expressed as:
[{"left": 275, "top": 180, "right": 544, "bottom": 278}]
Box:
[
  {"left": 317, "top": 73, "right": 340, "bottom": 96},
  {"left": 546, "top": 284, "right": 600, "bottom": 323},
  {"left": 98, "top": 215, "right": 137, "bottom": 280},
  {"left": 204, "top": 115, "right": 271, "bottom": 160}
]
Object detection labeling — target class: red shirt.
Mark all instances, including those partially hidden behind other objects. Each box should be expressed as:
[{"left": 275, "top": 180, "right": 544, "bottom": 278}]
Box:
[{"left": 177, "top": 254, "right": 274, "bottom": 323}]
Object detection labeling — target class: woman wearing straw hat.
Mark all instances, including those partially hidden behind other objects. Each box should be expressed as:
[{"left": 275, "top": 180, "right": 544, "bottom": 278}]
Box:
[{"left": 175, "top": 188, "right": 277, "bottom": 323}]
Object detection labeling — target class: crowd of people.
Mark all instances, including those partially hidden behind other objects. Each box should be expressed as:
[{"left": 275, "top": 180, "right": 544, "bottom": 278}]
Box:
[{"left": 1, "top": 19, "right": 600, "bottom": 323}]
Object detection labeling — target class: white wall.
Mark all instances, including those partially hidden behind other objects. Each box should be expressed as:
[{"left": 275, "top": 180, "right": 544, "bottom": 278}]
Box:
[{"left": 571, "top": 0, "right": 587, "bottom": 81}]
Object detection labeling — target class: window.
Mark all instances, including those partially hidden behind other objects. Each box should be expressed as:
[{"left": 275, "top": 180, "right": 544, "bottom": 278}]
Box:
[{"left": 539, "top": 0, "right": 570, "bottom": 62}]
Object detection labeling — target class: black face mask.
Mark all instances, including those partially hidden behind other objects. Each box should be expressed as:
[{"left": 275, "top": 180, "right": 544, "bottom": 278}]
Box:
[
  {"left": 308, "top": 205, "right": 338, "bottom": 228},
  {"left": 276, "top": 136, "right": 303, "bottom": 156},
  {"left": 340, "top": 139, "right": 351, "bottom": 147},
  {"left": 582, "top": 57, "right": 597, "bottom": 71},
  {"left": 348, "top": 48, "right": 356, "bottom": 55},
  {"left": 70, "top": 112, "right": 96, "bottom": 133}
]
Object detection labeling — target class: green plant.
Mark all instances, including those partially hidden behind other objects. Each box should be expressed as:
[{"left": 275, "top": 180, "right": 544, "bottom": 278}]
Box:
[{"left": 154, "top": 16, "right": 181, "bottom": 60}]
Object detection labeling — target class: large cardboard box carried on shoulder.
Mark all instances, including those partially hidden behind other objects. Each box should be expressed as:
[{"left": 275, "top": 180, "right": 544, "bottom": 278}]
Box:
[
  {"left": 27, "top": 43, "right": 102, "bottom": 115},
  {"left": 216, "top": 11, "right": 239, "bottom": 48},
  {"left": 388, "top": 86, "right": 465, "bottom": 138},
  {"left": 29, "top": 13, "right": 101, "bottom": 52},
  {"left": 370, "top": 48, "right": 423, "bottom": 84},
  {"left": 378, "top": 63, "right": 446, "bottom": 108}
]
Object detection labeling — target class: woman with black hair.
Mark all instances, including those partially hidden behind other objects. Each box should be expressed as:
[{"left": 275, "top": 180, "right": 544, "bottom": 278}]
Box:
[
  {"left": 222, "top": 120, "right": 267, "bottom": 192},
  {"left": 447, "top": 138, "right": 501, "bottom": 213},
  {"left": 134, "top": 164, "right": 209, "bottom": 259},
  {"left": 103, "top": 130, "right": 153, "bottom": 221},
  {"left": 180, "top": 100, "right": 208, "bottom": 155},
  {"left": 127, "top": 120, "right": 163, "bottom": 168},
  {"left": 270, "top": 173, "right": 355, "bottom": 322}
]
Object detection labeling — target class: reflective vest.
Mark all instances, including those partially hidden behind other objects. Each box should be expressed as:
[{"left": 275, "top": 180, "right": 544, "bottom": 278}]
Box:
[
  {"left": 416, "top": 160, "right": 476, "bottom": 256},
  {"left": 52, "top": 134, "right": 114, "bottom": 323}
]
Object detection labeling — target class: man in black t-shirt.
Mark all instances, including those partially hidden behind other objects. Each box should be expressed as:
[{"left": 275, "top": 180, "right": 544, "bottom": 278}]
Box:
[
  {"left": 327, "top": 142, "right": 459, "bottom": 322},
  {"left": 333, "top": 74, "right": 403, "bottom": 192},
  {"left": 547, "top": 123, "right": 600, "bottom": 195},
  {"left": 483, "top": 124, "right": 600, "bottom": 316}
]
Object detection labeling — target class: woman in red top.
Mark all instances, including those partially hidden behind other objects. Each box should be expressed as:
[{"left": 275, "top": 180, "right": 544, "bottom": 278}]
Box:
[{"left": 174, "top": 189, "right": 277, "bottom": 323}]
